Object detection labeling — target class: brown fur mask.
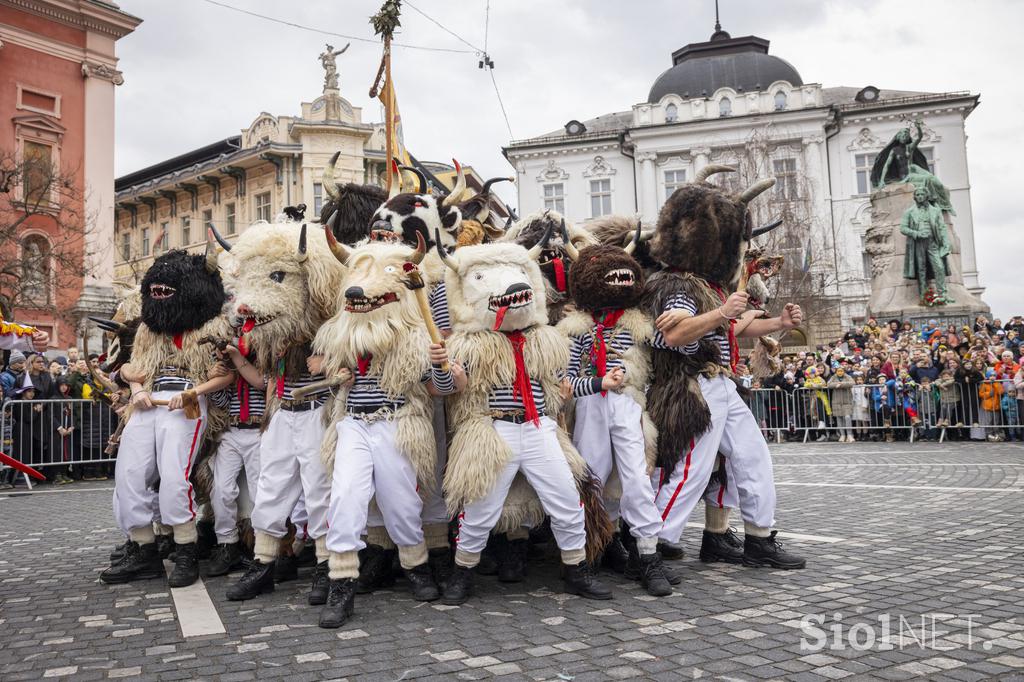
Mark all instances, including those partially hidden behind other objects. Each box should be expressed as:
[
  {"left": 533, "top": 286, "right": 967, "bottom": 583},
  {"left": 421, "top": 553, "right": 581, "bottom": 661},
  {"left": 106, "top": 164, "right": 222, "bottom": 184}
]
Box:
[{"left": 568, "top": 244, "right": 645, "bottom": 312}]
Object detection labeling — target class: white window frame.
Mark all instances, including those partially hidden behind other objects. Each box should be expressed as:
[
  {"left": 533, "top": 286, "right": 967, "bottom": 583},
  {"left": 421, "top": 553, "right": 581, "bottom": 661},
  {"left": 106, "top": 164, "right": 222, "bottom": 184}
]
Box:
[
  {"left": 588, "top": 178, "right": 612, "bottom": 218},
  {"left": 718, "top": 97, "right": 732, "bottom": 117},
  {"left": 542, "top": 183, "right": 565, "bottom": 214},
  {"left": 665, "top": 103, "right": 678, "bottom": 123},
  {"left": 141, "top": 227, "right": 151, "bottom": 256},
  {"left": 254, "top": 192, "right": 272, "bottom": 222},
  {"left": 120, "top": 231, "right": 132, "bottom": 262},
  {"left": 180, "top": 215, "right": 191, "bottom": 247},
  {"left": 773, "top": 90, "right": 787, "bottom": 111},
  {"left": 313, "top": 182, "right": 324, "bottom": 215},
  {"left": 772, "top": 157, "right": 799, "bottom": 201},
  {"left": 853, "top": 152, "right": 877, "bottom": 196},
  {"left": 663, "top": 168, "right": 687, "bottom": 201},
  {"left": 225, "top": 202, "right": 237, "bottom": 234},
  {"left": 201, "top": 209, "right": 213, "bottom": 241}
]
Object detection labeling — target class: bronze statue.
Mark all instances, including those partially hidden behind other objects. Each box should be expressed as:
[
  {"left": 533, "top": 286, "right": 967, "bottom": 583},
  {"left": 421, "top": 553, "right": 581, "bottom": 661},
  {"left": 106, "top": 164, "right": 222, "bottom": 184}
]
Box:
[
  {"left": 871, "top": 120, "right": 955, "bottom": 214},
  {"left": 900, "top": 186, "right": 952, "bottom": 305}
]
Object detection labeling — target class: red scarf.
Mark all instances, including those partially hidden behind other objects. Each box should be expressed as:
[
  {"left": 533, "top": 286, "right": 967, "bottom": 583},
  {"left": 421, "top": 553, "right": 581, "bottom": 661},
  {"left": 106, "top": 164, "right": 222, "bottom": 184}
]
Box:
[
  {"left": 357, "top": 353, "right": 372, "bottom": 376},
  {"left": 504, "top": 331, "right": 540, "bottom": 427},
  {"left": 236, "top": 337, "right": 250, "bottom": 421},
  {"left": 173, "top": 333, "right": 183, "bottom": 350},
  {"left": 551, "top": 258, "right": 567, "bottom": 292},
  {"left": 707, "top": 283, "right": 739, "bottom": 372},
  {"left": 592, "top": 309, "right": 626, "bottom": 396}
]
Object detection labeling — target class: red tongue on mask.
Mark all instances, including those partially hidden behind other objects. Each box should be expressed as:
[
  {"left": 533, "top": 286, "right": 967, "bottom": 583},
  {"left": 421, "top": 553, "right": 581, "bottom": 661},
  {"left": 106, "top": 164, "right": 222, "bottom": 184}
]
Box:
[
  {"left": 493, "top": 305, "right": 510, "bottom": 331},
  {"left": 552, "top": 258, "right": 566, "bottom": 292},
  {"left": 241, "top": 318, "right": 256, "bottom": 334}
]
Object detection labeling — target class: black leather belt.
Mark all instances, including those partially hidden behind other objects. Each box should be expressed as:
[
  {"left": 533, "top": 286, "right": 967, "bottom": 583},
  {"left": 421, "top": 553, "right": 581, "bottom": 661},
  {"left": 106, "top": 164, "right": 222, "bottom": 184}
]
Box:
[
  {"left": 229, "top": 415, "right": 263, "bottom": 429},
  {"left": 279, "top": 400, "right": 320, "bottom": 412},
  {"left": 490, "top": 411, "right": 545, "bottom": 424},
  {"left": 153, "top": 379, "right": 193, "bottom": 392},
  {"left": 349, "top": 403, "right": 402, "bottom": 414}
]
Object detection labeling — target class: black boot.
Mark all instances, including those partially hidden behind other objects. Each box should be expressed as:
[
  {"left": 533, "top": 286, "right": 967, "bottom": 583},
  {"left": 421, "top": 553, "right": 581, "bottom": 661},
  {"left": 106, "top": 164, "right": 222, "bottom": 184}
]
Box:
[
  {"left": 274, "top": 554, "right": 298, "bottom": 583},
  {"left": 356, "top": 545, "right": 396, "bottom": 594},
  {"left": 167, "top": 542, "right": 200, "bottom": 588},
  {"left": 699, "top": 529, "right": 745, "bottom": 564},
  {"left": 100, "top": 542, "right": 163, "bottom": 584},
  {"left": 156, "top": 534, "right": 175, "bottom": 560},
  {"left": 441, "top": 565, "right": 473, "bottom": 605},
  {"left": 109, "top": 540, "right": 132, "bottom": 565},
  {"left": 226, "top": 559, "right": 276, "bottom": 600},
  {"left": 637, "top": 553, "right": 673, "bottom": 597},
  {"left": 743, "top": 531, "right": 806, "bottom": 570},
  {"left": 308, "top": 560, "right": 330, "bottom": 605},
  {"left": 600, "top": 533, "right": 630, "bottom": 574},
  {"left": 318, "top": 579, "right": 356, "bottom": 629},
  {"left": 405, "top": 563, "right": 440, "bottom": 601},
  {"left": 480, "top": 533, "right": 506, "bottom": 576},
  {"left": 206, "top": 542, "right": 243, "bottom": 577},
  {"left": 564, "top": 561, "right": 612, "bottom": 600},
  {"left": 295, "top": 540, "right": 317, "bottom": 568},
  {"left": 657, "top": 540, "right": 684, "bottom": 561},
  {"left": 196, "top": 520, "right": 217, "bottom": 560},
  {"left": 498, "top": 538, "right": 528, "bottom": 583},
  {"left": 427, "top": 547, "right": 453, "bottom": 589}
]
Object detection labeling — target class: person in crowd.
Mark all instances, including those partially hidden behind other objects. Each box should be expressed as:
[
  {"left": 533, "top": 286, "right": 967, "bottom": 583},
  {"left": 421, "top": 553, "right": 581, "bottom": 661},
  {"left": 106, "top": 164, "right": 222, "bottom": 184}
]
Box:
[
  {"left": 52, "top": 377, "right": 78, "bottom": 484},
  {"left": 826, "top": 366, "right": 855, "bottom": 442},
  {"left": 978, "top": 368, "right": 1004, "bottom": 441},
  {"left": 1, "top": 350, "right": 27, "bottom": 395},
  {"left": 26, "top": 353, "right": 55, "bottom": 399},
  {"left": 48, "top": 359, "right": 64, "bottom": 381},
  {"left": 851, "top": 372, "right": 871, "bottom": 440}
]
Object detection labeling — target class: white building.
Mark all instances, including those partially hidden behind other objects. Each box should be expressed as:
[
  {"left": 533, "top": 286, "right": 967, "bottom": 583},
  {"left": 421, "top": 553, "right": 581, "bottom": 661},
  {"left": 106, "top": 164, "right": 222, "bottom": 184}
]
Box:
[{"left": 503, "top": 24, "right": 982, "bottom": 339}]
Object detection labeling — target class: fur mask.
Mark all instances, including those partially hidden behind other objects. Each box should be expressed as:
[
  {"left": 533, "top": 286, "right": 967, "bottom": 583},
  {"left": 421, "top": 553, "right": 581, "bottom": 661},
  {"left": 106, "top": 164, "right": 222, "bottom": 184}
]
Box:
[
  {"left": 318, "top": 151, "right": 388, "bottom": 246},
  {"left": 568, "top": 244, "right": 645, "bottom": 312},
  {"left": 140, "top": 249, "right": 225, "bottom": 335},
  {"left": 438, "top": 241, "right": 549, "bottom": 334},
  {"left": 504, "top": 210, "right": 597, "bottom": 296}
]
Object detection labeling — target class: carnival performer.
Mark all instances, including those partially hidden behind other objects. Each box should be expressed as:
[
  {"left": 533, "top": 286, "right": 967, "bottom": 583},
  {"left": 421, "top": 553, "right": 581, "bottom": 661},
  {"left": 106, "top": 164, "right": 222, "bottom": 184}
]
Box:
[{"left": 0, "top": 314, "right": 48, "bottom": 352}]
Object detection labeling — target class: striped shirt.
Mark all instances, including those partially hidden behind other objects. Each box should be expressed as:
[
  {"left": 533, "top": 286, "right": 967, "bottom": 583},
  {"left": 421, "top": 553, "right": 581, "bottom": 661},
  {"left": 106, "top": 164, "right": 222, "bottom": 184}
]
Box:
[
  {"left": 345, "top": 360, "right": 454, "bottom": 412},
  {"left": 566, "top": 325, "right": 635, "bottom": 398},
  {"left": 429, "top": 282, "right": 451, "bottom": 332},
  {"left": 650, "top": 293, "right": 731, "bottom": 368},
  {"left": 281, "top": 371, "right": 330, "bottom": 405}
]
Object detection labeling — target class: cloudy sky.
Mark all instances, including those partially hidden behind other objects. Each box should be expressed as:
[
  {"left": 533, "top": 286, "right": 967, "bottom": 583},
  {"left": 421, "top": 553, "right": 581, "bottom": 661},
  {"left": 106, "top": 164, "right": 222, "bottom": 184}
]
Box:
[{"left": 114, "top": 0, "right": 1021, "bottom": 319}]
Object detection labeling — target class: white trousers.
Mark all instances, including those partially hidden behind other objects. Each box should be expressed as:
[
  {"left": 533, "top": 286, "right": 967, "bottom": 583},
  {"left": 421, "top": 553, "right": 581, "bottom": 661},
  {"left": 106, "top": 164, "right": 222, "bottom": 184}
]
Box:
[
  {"left": 211, "top": 427, "right": 261, "bottom": 543},
  {"left": 702, "top": 461, "right": 740, "bottom": 510},
  {"left": 113, "top": 391, "right": 208, "bottom": 533},
  {"left": 456, "top": 417, "right": 585, "bottom": 555},
  {"left": 573, "top": 391, "right": 662, "bottom": 542},
  {"left": 327, "top": 418, "right": 424, "bottom": 554},
  {"left": 250, "top": 407, "right": 330, "bottom": 540},
  {"left": 656, "top": 376, "right": 776, "bottom": 543},
  {"left": 292, "top": 494, "right": 309, "bottom": 540}
]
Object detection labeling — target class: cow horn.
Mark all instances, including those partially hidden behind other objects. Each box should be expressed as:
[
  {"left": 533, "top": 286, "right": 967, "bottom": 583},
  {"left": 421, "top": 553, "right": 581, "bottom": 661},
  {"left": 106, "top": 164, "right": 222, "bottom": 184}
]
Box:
[
  {"left": 480, "top": 176, "right": 514, "bottom": 196},
  {"left": 323, "top": 215, "right": 350, "bottom": 264},
  {"left": 559, "top": 218, "right": 579, "bottom": 261},
  {"left": 322, "top": 151, "right": 341, "bottom": 199},
  {"left": 387, "top": 159, "right": 401, "bottom": 200},
  {"left": 397, "top": 164, "right": 428, "bottom": 194},
  {"left": 205, "top": 237, "right": 219, "bottom": 273},
  {"left": 737, "top": 178, "right": 776, "bottom": 204},
  {"left": 442, "top": 159, "right": 466, "bottom": 208},
  {"left": 751, "top": 217, "right": 784, "bottom": 238},
  {"left": 639, "top": 228, "right": 656, "bottom": 242},
  {"left": 87, "top": 316, "right": 126, "bottom": 334},
  {"left": 434, "top": 229, "right": 457, "bottom": 270},
  {"left": 297, "top": 223, "right": 308, "bottom": 263},
  {"left": 694, "top": 164, "right": 736, "bottom": 184},
  {"left": 410, "top": 230, "right": 427, "bottom": 265},
  {"left": 527, "top": 220, "right": 556, "bottom": 261},
  {"left": 209, "top": 222, "right": 232, "bottom": 252},
  {"left": 624, "top": 219, "right": 643, "bottom": 255}
]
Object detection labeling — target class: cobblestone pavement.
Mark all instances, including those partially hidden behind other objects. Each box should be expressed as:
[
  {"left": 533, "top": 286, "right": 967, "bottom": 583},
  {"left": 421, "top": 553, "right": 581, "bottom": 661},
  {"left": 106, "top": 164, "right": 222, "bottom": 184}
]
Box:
[{"left": 1, "top": 442, "right": 1023, "bottom": 681}]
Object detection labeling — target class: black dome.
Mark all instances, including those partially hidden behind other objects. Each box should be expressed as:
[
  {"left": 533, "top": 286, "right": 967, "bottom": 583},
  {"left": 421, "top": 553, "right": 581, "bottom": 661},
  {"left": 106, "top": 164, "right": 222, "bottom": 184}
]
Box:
[{"left": 648, "top": 33, "right": 802, "bottom": 103}]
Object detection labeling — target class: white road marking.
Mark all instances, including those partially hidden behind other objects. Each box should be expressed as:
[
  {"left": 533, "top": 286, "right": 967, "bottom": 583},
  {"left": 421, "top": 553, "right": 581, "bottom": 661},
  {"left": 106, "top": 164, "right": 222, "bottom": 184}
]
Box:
[
  {"left": 0, "top": 486, "right": 114, "bottom": 498},
  {"left": 684, "top": 522, "right": 844, "bottom": 544},
  {"left": 775, "top": 482, "right": 1023, "bottom": 493},
  {"left": 163, "top": 561, "right": 226, "bottom": 638}
]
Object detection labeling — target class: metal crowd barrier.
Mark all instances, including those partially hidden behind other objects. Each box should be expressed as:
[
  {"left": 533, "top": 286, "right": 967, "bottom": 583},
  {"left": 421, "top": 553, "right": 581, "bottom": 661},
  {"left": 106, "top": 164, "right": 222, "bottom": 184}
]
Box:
[{"left": 1, "top": 399, "right": 120, "bottom": 485}]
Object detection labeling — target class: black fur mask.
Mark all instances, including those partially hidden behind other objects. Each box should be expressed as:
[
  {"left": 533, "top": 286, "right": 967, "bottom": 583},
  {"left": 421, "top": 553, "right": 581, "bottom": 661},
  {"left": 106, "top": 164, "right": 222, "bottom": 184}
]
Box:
[
  {"left": 321, "top": 183, "right": 388, "bottom": 246},
  {"left": 140, "top": 250, "right": 226, "bottom": 335},
  {"left": 569, "top": 245, "right": 644, "bottom": 312},
  {"left": 514, "top": 213, "right": 573, "bottom": 294}
]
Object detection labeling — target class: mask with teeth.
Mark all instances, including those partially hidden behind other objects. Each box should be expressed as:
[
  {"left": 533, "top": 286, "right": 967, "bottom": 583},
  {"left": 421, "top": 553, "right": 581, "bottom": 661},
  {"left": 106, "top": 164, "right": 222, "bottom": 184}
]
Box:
[
  {"left": 140, "top": 249, "right": 225, "bottom": 335},
  {"left": 567, "top": 244, "right": 644, "bottom": 313}
]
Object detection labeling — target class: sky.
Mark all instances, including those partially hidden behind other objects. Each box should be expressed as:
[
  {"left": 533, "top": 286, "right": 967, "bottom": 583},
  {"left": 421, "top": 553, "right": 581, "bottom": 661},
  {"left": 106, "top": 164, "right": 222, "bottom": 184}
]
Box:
[{"left": 113, "top": 0, "right": 1022, "bottom": 320}]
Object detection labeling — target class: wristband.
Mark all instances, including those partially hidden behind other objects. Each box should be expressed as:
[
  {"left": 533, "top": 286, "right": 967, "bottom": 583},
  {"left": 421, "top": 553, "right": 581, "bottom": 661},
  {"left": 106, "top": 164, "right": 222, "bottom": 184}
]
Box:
[{"left": 718, "top": 307, "right": 736, "bottom": 321}]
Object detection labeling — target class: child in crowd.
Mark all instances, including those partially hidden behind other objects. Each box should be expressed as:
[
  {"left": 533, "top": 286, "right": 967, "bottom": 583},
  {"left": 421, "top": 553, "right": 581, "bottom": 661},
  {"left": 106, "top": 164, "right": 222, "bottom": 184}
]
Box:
[
  {"left": 917, "top": 376, "right": 939, "bottom": 440},
  {"left": 851, "top": 373, "right": 871, "bottom": 440}
]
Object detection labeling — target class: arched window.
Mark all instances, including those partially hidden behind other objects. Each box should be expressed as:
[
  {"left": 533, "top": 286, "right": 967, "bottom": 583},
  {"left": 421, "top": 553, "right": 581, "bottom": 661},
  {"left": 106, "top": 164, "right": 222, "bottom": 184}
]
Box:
[
  {"left": 718, "top": 97, "right": 732, "bottom": 117},
  {"left": 665, "top": 103, "right": 678, "bottom": 123},
  {"left": 21, "top": 235, "right": 51, "bottom": 305},
  {"left": 774, "top": 91, "right": 788, "bottom": 111}
]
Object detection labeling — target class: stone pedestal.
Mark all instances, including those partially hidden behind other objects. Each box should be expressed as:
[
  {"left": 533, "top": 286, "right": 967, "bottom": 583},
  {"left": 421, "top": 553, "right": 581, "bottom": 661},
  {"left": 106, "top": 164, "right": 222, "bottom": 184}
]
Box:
[{"left": 865, "top": 183, "right": 988, "bottom": 327}]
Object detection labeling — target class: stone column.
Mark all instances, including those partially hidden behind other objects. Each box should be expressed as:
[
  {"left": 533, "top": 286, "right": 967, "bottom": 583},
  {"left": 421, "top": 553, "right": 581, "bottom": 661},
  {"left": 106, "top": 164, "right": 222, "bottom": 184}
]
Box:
[{"left": 637, "top": 152, "right": 658, "bottom": 220}]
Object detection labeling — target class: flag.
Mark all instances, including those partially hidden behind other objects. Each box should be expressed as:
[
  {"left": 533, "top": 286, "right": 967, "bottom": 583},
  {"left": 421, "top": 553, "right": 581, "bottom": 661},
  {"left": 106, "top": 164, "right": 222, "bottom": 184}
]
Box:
[
  {"left": 801, "top": 239, "right": 812, "bottom": 273},
  {"left": 378, "top": 77, "right": 411, "bottom": 167}
]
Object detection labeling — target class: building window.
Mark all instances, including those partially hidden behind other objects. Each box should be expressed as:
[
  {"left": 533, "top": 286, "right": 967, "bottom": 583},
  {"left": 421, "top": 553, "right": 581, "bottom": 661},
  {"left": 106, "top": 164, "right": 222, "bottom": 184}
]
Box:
[
  {"left": 774, "top": 91, "right": 787, "bottom": 111},
  {"left": 254, "top": 192, "right": 272, "bottom": 222},
  {"left": 156, "top": 222, "right": 169, "bottom": 253},
  {"left": 589, "top": 179, "right": 612, "bottom": 218},
  {"left": 180, "top": 215, "right": 191, "bottom": 247},
  {"left": 920, "top": 147, "right": 935, "bottom": 174},
  {"left": 665, "top": 103, "right": 678, "bottom": 123},
  {"left": 664, "top": 169, "right": 687, "bottom": 200},
  {"left": 543, "top": 183, "right": 565, "bottom": 213},
  {"left": 718, "top": 97, "right": 732, "bottom": 117},
  {"left": 854, "top": 152, "right": 877, "bottom": 195},
  {"left": 120, "top": 232, "right": 131, "bottom": 262},
  {"left": 141, "top": 227, "right": 150, "bottom": 256},
  {"left": 773, "top": 158, "right": 799, "bottom": 200},
  {"left": 202, "top": 208, "right": 213, "bottom": 238},
  {"left": 313, "top": 182, "right": 324, "bottom": 215},
  {"left": 225, "top": 202, "right": 237, "bottom": 234},
  {"left": 21, "top": 235, "right": 50, "bottom": 305},
  {"left": 22, "top": 140, "right": 53, "bottom": 205}
]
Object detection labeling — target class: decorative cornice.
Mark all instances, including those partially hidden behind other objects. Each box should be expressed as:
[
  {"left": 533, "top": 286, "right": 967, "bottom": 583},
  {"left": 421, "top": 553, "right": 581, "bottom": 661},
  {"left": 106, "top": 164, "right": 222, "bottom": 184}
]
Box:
[
  {"left": 582, "top": 155, "right": 617, "bottom": 178},
  {"left": 535, "top": 159, "right": 569, "bottom": 183},
  {"left": 846, "top": 127, "right": 883, "bottom": 151},
  {"left": 81, "top": 60, "right": 124, "bottom": 85},
  {"left": 4, "top": 0, "right": 142, "bottom": 39}
]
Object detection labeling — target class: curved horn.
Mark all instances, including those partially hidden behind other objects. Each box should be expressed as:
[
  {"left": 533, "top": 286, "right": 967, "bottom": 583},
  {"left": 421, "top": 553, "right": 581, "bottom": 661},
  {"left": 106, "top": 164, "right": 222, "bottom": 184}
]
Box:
[
  {"left": 750, "top": 217, "right": 784, "bottom": 238},
  {"left": 480, "top": 176, "right": 514, "bottom": 196},
  {"left": 322, "top": 151, "right": 341, "bottom": 199},
  {"left": 527, "top": 220, "right": 556, "bottom": 261},
  {"left": 503, "top": 212, "right": 514, "bottom": 230},
  {"left": 694, "top": 164, "right": 736, "bottom": 184},
  {"left": 296, "top": 223, "right": 308, "bottom": 263},
  {"left": 434, "top": 229, "right": 457, "bottom": 270},
  {"left": 559, "top": 218, "right": 580, "bottom": 261},
  {"left": 624, "top": 219, "right": 643, "bottom": 255},
  {"left": 208, "top": 222, "right": 232, "bottom": 252},
  {"left": 205, "top": 236, "right": 219, "bottom": 273},
  {"left": 87, "top": 316, "right": 127, "bottom": 334},
  {"left": 397, "top": 164, "right": 428, "bottom": 194},
  {"left": 387, "top": 159, "right": 401, "bottom": 200},
  {"left": 410, "top": 230, "right": 426, "bottom": 264},
  {"left": 737, "top": 178, "right": 776, "bottom": 204},
  {"left": 442, "top": 159, "right": 467, "bottom": 207},
  {"left": 638, "top": 228, "right": 656, "bottom": 242},
  {"left": 323, "top": 216, "right": 350, "bottom": 265}
]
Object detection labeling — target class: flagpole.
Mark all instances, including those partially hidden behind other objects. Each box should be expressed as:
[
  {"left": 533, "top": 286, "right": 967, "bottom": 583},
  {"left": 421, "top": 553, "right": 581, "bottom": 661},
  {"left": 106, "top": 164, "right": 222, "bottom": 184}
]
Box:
[{"left": 370, "top": 1, "right": 403, "bottom": 193}]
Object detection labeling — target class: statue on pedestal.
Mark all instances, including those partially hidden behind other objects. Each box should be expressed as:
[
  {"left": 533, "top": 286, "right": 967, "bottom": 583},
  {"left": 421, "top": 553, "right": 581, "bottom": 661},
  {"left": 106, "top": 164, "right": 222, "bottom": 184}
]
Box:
[
  {"left": 900, "top": 187, "right": 953, "bottom": 305},
  {"left": 319, "top": 42, "right": 350, "bottom": 91}
]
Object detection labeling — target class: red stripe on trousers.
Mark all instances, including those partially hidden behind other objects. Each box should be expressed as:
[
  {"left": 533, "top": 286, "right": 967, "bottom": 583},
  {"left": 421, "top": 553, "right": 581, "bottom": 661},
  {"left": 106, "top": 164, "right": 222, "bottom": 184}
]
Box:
[
  {"left": 716, "top": 478, "right": 726, "bottom": 508},
  {"left": 661, "top": 438, "right": 694, "bottom": 521},
  {"left": 183, "top": 418, "right": 203, "bottom": 520}
]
